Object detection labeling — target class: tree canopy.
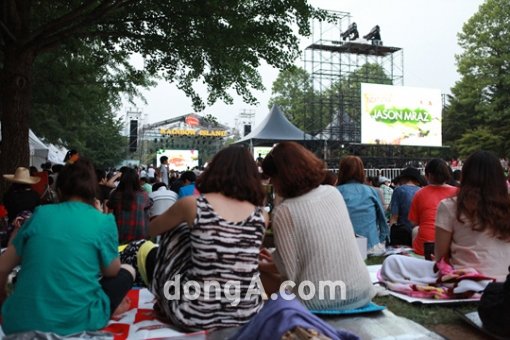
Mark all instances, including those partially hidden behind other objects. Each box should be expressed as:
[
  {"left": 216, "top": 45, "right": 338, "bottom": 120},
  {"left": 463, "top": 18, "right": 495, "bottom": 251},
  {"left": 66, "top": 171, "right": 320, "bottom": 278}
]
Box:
[
  {"left": 30, "top": 40, "right": 154, "bottom": 168},
  {"left": 443, "top": 0, "right": 510, "bottom": 157},
  {"left": 268, "top": 65, "right": 315, "bottom": 132},
  {"left": 0, "top": 0, "right": 326, "bottom": 194},
  {"left": 327, "top": 63, "right": 392, "bottom": 123}
]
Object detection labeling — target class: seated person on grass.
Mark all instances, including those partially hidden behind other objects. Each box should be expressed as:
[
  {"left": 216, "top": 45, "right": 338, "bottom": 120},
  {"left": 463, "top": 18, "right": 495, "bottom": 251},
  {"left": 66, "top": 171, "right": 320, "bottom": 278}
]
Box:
[
  {"left": 148, "top": 146, "right": 268, "bottom": 331},
  {"left": 0, "top": 159, "right": 134, "bottom": 336},
  {"left": 259, "top": 142, "right": 375, "bottom": 311},
  {"left": 408, "top": 158, "right": 457, "bottom": 256},
  {"left": 382, "top": 151, "right": 510, "bottom": 292}
]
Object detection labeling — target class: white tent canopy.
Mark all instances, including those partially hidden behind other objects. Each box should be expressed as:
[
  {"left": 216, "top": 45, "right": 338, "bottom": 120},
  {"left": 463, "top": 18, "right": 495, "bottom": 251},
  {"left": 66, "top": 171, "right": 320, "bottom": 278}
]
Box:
[
  {"left": 0, "top": 125, "right": 67, "bottom": 167},
  {"left": 236, "top": 105, "right": 312, "bottom": 146},
  {"left": 29, "top": 130, "right": 50, "bottom": 167}
]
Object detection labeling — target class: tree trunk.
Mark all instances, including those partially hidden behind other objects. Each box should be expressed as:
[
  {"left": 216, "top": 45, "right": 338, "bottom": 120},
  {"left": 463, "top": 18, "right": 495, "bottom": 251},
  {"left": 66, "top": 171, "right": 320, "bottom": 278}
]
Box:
[{"left": 0, "top": 46, "right": 35, "bottom": 197}]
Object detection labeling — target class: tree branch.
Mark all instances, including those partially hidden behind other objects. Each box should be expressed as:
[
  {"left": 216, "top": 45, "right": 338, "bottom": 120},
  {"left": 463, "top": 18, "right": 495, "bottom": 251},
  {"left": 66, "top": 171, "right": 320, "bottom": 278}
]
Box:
[
  {"left": 28, "top": 0, "right": 137, "bottom": 53},
  {"left": 0, "top": 19, "right": 16, "bottom": 42},
  {"left": 29, "top": 0, "right": 100, "bottom": 40},
  {"left": 35, "top": 29, "right": 144, "bottom": 54}
]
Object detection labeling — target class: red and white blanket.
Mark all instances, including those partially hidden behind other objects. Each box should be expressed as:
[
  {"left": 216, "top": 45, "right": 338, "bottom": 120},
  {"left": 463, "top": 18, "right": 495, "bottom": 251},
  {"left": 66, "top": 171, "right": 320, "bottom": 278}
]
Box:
[{"left": 102, "top": 288, "right": 205, "bottom": 339}]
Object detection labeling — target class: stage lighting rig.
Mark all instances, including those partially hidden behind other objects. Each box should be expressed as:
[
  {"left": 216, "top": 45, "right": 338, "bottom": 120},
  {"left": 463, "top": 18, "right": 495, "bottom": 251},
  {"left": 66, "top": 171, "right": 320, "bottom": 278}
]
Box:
[
  {"left": 341, "top": 22, "right": 359, "bottom": 41},
  {"left": 363, "top": 25, "right": 382, "bottom": 45}
]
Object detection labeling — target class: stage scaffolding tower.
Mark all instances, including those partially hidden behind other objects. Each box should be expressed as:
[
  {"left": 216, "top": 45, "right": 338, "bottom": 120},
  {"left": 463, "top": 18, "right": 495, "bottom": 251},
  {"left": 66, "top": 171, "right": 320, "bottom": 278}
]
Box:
[{"left": 303, "top": 10, "right": 403, "bottom": 167}]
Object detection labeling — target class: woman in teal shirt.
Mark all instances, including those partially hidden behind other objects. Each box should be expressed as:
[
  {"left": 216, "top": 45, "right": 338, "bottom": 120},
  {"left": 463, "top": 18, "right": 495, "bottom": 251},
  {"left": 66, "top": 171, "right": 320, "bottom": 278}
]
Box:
[{"left": 0, "top": 159, "right": 134, "bottom": 336}]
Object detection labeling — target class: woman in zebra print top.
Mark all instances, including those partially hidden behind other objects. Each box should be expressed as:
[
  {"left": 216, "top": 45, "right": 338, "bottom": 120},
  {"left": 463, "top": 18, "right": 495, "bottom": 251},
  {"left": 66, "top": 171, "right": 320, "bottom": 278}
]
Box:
[{"left": 149, "top": 145, "right": 268, "bottom": 331}]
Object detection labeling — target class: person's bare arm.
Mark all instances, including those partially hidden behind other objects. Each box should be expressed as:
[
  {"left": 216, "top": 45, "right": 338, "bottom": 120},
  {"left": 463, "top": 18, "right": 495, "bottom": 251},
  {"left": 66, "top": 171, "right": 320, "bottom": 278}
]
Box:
[
  {"left": 101, "top": 257, "right": 121, "bottom": 278},
  {"left": 389, "top": 214, "right": 399, "bottom": 225},
  {"left": 435, "top": 227, "right": 453, "bottom": 262},
  {"left": 0, "top": 246, "right": 21, "bottom": 306},
  {"left": 259, "top": 248, "right": 279, "bottom": 274},
  {"left": 105, "top": 172, "right": 122, "bottom": 188},
  {"left": 262, "top": 209, "right": 270, "bottom": 229},
  {"left": 148, "top": 196, "right": 196, "bottom": 237}
]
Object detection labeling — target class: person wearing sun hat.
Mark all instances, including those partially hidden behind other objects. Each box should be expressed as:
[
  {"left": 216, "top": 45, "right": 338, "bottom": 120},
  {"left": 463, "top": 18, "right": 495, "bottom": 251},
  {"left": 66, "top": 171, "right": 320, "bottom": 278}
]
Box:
[{"left": 2, "top": 167, "right": 41, "bottom": 226}]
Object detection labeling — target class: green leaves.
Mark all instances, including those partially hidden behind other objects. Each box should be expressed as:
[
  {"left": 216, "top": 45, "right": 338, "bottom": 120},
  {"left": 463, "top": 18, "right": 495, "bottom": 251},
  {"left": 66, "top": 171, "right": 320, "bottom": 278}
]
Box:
[
  {"left": 445, "top": 0, "right": 510, "bottom": 157},
  {"left": 0, "top": 0, "right": 323, "bottom": 177},
  {"left": 30, "top": 40, "right": 154, "bottom": 168}
]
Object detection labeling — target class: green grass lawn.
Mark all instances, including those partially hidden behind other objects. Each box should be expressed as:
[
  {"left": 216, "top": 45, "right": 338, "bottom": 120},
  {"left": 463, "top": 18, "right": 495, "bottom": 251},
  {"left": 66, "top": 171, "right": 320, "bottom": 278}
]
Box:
[{"left": 365, "top": 256, "right": 479, "bottom": 327}]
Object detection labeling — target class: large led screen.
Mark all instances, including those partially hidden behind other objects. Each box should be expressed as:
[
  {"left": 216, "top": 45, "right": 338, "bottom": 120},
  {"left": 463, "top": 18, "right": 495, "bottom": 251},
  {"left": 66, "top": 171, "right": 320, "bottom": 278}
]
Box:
[
  {"left": 156, "top": 149, "right": 199, "bottom": 171},
  {"left": 253, "top": 147, "right": 272, "bottom": 161},
  {"left": 361, "top": 84, "right": 442, "bottom": 146}
]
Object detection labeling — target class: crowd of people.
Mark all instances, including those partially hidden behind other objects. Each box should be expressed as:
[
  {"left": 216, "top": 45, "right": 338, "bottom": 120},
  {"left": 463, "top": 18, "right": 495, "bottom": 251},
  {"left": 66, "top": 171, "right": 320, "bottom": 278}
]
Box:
[{"left": 0, "top": 144, "right": 509, "bottom": 337}]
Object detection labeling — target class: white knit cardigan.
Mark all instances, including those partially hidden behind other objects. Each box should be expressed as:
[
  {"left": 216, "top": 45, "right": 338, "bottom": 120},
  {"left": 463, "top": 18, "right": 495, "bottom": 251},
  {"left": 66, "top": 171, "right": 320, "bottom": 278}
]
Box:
[{"left": 272, "top": 185, "right": 375, "bottom": 310}]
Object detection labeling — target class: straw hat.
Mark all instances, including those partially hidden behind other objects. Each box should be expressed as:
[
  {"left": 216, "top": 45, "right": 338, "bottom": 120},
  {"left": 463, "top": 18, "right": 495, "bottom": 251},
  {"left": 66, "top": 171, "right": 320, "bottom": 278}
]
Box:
[{"left": 3, "top": 167, "right": 41, "bottom": 185}]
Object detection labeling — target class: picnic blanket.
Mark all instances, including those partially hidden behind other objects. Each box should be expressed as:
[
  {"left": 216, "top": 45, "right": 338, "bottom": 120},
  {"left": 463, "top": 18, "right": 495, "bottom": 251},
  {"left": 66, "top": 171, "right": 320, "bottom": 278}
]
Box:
[
  {"left": 101, "top": 289, "right": 204, "bottom": 339},
  {"left": 367, "top": 264, "right": 483, "bottom": 304},
  {"left": 382, "top": 257, "right": 493, "bottom": 299},
  {"left": 0, "top": 289, "right": 204, "bottom": 339},
  {"left": 0, "top": 286, "right": 442, "bottom": 339}
]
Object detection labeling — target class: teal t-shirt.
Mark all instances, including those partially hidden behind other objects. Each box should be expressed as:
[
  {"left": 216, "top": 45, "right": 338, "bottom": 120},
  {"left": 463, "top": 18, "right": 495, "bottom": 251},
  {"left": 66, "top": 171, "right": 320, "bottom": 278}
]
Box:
[{"left": 2, "top": 201, "right": 119, "bottom": 335}]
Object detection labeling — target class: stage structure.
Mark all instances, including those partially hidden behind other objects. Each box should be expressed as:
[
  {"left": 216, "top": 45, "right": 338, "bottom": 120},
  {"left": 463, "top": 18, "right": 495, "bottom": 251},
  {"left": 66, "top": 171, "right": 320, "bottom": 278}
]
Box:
[
  {"left": 235, "top": 109, "right": 256, "bottom": 138},
  {"left": 137, "top": 113, "right": 230, "bottom": 167},
  {"left": 125, "top": 109, "right": 143, "bottom": 154},
  {"left": 303, "top": 10, "right": 404, "bottom": 167}
]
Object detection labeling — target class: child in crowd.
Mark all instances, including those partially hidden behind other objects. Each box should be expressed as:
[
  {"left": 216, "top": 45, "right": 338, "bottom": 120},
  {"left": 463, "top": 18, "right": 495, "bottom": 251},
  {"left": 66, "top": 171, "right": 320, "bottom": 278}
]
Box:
[{"left": 0, "top": 159, "right": 134, "bottom": 336}]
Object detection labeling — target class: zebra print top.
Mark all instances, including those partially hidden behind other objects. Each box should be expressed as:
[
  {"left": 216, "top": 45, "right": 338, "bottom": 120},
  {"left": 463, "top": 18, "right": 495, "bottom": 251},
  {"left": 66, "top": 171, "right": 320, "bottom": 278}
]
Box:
[{"left": 151, "top": 195, "right": 266, "bottom": 331}]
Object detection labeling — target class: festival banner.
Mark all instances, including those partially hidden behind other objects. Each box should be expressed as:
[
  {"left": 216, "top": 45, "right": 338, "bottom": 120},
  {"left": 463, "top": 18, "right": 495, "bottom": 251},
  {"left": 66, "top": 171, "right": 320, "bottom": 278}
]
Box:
[
  {"left": 156, "top": 149, "right": 199, "bottom": 171},
  {"left": 361, "top": 84, "right": 442, "bottom": 146}
]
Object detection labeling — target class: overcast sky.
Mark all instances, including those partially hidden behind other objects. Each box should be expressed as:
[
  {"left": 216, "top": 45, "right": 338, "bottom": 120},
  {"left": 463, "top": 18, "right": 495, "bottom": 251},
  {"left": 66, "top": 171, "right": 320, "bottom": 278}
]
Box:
[{"left": 123, "top": 0, "right": 485, "bottom": 129}]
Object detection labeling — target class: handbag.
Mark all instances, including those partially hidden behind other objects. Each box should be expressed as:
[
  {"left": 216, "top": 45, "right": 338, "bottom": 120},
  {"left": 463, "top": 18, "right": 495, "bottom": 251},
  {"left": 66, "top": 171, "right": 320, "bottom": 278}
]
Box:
[
  {"left": 478, "top": 268, "right": 510, "bottom": 337},
  {"left": 389, "top": 223, "right": 412, "bottom": 247}
]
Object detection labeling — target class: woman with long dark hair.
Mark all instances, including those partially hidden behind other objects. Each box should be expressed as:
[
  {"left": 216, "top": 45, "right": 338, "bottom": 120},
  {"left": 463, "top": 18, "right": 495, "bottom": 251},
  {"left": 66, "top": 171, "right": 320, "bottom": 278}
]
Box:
[
  {"left": 107, "top": 167, "right": 151, "bottom": 244},
  {"left": 382, "top": 151, "right": 510, "bottom": 289},
  {"left": 436, "top": 151, "right": 510, "bottom": 280},
  {"left": 0, "top": 159, "right": 134, "bottom": 335},
  {"left": 149, "top": 145, "right": 268, "bottom": 331}
]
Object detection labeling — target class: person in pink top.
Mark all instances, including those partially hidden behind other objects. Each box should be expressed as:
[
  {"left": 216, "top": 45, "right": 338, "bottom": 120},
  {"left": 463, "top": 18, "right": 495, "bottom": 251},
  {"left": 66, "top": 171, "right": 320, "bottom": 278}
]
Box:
[
  {"left": 408, "top": 159, "right": 458, "bottom": 255},
  {"left": 434, "top": 150, "right": 510, "bottom": 282},
  {"left": 382, "top": 151, "right": 510, "bottom": 292}
]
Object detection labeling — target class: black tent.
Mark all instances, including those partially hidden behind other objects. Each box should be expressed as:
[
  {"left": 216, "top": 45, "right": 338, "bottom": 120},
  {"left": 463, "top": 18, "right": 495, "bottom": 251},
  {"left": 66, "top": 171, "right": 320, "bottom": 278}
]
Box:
[{"left": 236, "top": 105, "right": 312, "bottom": 146}]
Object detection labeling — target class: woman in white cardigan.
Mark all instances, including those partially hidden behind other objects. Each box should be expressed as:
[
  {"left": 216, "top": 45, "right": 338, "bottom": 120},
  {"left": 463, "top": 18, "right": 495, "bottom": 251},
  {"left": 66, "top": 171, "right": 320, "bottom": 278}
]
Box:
[{"left": 259, "top": 142, "right": 375, "bottom": 310}]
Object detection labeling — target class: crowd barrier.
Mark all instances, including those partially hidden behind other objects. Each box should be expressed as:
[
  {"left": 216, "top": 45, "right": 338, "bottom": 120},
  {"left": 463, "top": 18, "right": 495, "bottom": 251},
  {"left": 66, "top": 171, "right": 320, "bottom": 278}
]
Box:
[{"left": 328, "top": 168, "right": 425, "bottom": 182}]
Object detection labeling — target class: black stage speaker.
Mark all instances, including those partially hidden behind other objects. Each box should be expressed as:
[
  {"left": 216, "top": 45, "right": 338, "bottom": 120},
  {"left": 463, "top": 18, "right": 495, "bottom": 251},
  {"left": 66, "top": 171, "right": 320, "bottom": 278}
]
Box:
[{"left": 129, "top": 119, "right": 138, "bottom": 152}]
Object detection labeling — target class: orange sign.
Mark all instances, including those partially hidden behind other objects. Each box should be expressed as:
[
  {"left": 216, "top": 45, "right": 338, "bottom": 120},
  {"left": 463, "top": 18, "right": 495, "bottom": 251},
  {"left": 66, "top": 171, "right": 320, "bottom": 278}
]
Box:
[{"left": 185, "top": 115, "right": 199, "bottom": 126}]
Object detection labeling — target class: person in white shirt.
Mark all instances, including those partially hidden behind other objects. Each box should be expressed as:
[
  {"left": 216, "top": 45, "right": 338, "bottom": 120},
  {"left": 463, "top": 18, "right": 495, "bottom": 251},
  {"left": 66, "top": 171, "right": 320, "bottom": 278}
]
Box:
[
  {"left": 140, "top": 167, "right": 147, "bottom": 179},
  {"left": 148, "top": 182, "right": 178, "bottom": 220},
  {"left": 147, "top": 165, "right": 156, "bottom": 180},
  {"left": 158, "top": 156, "right": 169, "bottom": 186}
]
